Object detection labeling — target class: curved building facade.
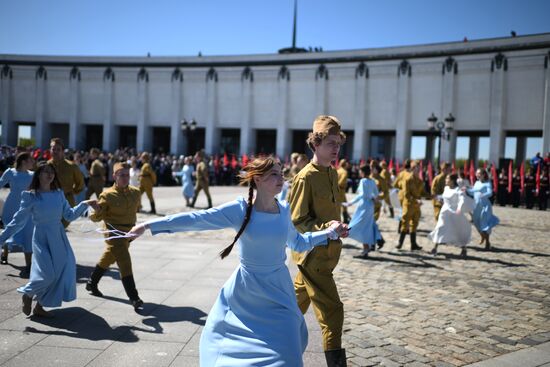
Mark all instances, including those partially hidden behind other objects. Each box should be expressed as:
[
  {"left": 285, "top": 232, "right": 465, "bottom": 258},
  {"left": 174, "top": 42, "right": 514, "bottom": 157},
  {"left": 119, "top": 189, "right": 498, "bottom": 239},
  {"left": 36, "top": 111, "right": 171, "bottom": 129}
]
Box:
[{"left": 1, "top": 33, "right": 550, "bottom": 164}]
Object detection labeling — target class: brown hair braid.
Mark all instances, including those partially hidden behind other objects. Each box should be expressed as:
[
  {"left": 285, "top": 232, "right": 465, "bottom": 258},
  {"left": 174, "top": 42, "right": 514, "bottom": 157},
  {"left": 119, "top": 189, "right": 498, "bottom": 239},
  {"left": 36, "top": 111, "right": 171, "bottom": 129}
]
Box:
[{"left": 218, "top": 156, "right": 279, "bottom": 259}]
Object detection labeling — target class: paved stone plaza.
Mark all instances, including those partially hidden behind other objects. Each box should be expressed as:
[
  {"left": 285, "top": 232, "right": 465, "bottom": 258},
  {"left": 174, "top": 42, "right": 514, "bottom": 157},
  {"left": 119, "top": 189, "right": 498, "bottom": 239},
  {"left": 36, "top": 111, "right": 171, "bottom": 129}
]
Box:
[{"left": 0, "top": 186, "right": 549, "bottom": 367}]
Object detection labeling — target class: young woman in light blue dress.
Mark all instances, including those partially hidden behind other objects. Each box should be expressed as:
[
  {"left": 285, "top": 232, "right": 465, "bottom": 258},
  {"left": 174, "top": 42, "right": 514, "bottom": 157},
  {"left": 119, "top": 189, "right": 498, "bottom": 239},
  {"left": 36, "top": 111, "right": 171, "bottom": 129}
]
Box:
[
  {"left": 0, "top": 152, "right": 35, "bottom": 275},
  {"left": 173, "top": 156, "right": 195, "bottom": 207},
  {"left": 344, "top": 165, "right": 383, "bottom": 259},
  {"left": 0, "top": 162, "right": 98, "bottom": 317},
  {"left": 128, "top": 156, "right": 348, "bottom": 367},
  {"left": 467, "top": 168, "right": 499, "bottom": 249}
]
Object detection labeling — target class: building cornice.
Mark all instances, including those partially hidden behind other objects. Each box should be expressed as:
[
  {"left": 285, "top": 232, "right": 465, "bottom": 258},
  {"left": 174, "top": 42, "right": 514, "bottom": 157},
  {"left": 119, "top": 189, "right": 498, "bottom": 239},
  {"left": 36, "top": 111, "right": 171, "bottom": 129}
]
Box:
[{"left": 1, "top": 33, "right": 550, "bottom": 68}]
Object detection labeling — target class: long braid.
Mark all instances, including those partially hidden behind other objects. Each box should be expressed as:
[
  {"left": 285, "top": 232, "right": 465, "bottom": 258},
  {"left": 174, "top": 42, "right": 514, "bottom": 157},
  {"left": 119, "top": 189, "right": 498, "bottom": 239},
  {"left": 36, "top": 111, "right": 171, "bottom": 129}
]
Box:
[{"left": 219, "top": 184, "right": 254, "bottom": 259}]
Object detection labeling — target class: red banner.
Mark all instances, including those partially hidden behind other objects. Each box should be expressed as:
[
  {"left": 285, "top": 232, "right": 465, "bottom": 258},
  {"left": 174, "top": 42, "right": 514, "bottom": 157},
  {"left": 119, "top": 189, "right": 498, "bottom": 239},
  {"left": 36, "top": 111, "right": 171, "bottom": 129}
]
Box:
[
  {"left": 536, "top": 163, "right": 541, "bottom": 195},
  {"left": 491, "top": 163, "right": 498, "bottom": 191},
  {"left": 388, "top": 159, "right": 394, "bottom": 171},
  {"left": 520, "top": 161, "right": 525, "bottom": 193},
  {"left": 469, "top": 160, "right": 476, "bottom": 184},
  {"left": 223, "top": 153, "right": 229, "bottom": 167},
  {"left": 508, "top": 160, "right": 514, "bottom": 193},
  {"left": 231, "top": 155, "right": 238, "bottom": 170},
  {"left": 451, "top": 161, "right": 456, "bottom": 174},
  {"left": 419, "top": 160, "right": 424, "bottom": 180},
  {"left": 242, "top": 154, "right": 249, "bottom": 167},
  {"left": 427, "top": 161, "right": 434, "bottom": 187},
  {"left": 464, "top": 160, "right": 469, "bottom": 178}
]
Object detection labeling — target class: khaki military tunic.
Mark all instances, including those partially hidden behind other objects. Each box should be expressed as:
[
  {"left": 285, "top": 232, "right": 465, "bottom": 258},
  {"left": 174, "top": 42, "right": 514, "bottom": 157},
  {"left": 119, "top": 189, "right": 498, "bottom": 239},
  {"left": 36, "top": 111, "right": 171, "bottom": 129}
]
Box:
[
  {"left": 336, "top": 167, "right": 348, "bottom": 203},
  {"left": 431, "top": 173, "right": 446, "bottom": 221},
  {"left": 400, "top": 173, "right": 424, "bottom": 233},
  {"left": 393, "top": 170, "right": 411, "bottom": 205},
  {"left": 380, "top": 169, "right": 393, "bottom": 206},
  {"left": 287, "top": 162, "right": 344, "bottom": 351},
  {"left": 139, "top": 163, "right": 156, "bottom": 203},
  {"left": 86, "top": 159, "right": 106, "bottom": 200},
  {"left": 371, "top": 173, "right": 389, "bottom": 220},
  {"left": 90, "top": 184, "right": 141, "bottom": 277},
  {"left": 193, "top": 161, "right": 212, "bottom": 205},
  {"left": 49, "top": 158, "right": 85, "bottom": 227}
]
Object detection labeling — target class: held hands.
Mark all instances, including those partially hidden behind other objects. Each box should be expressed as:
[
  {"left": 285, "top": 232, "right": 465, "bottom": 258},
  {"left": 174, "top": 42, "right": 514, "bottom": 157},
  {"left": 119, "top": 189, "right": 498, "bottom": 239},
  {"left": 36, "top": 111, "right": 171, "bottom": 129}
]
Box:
[
  {"left": 84, "top": 199, "right": 100, "bottom": 211},
  {"left": 328, "top": 220, "right": 350, "bottom": 239},
  {"left": 127, "top": 223, "right": 149, "bottom": 239},
  {"left": 341, "top": 202, "right": 350, "bottom": 207}
]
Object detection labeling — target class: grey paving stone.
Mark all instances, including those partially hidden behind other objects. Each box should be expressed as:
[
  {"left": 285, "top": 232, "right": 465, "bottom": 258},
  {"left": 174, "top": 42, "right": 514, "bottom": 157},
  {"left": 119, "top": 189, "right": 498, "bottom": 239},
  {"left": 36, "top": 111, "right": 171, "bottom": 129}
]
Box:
[
  {"left": 87, "top": 340, "right": 184, "bottom": 367},
  {"left": 2, "top": 345, "right": 101, "bottom": 367}
]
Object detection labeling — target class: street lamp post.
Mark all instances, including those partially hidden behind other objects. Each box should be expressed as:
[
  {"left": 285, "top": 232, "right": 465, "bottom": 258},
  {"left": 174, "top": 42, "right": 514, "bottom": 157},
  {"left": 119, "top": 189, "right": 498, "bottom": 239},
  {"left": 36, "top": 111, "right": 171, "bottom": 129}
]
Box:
[
  {"left": 427, "top": 112, "right": 455, "bottom": 167},
  {"left": 180, "top": 118, "right": 197, "bottom": 155}
]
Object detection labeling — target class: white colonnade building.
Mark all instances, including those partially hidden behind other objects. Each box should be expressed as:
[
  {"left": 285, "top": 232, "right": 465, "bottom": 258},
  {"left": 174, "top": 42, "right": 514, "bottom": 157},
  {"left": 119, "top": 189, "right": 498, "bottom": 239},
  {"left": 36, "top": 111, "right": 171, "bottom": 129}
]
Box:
[{"left": 1, "top": 33, "right": 550, "bottom": 165}]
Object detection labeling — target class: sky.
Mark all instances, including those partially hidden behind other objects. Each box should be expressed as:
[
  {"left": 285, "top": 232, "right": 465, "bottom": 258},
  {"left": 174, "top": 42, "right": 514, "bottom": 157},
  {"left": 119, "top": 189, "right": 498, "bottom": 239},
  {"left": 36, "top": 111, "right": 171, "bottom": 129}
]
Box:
[
  {"left": 1, "top": 0, "right": 549, "bottom": 57},
  {"left": 1, "top": 0, "right": 548, "bottom": 159}
]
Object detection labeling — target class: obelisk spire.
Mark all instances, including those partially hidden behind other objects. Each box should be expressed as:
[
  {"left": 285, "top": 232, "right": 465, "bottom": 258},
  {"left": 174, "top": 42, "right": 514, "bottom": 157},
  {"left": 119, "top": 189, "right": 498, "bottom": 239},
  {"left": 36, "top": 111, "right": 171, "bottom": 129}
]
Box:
[{"left": 292, "top": 0, "right": 297, "bottom": 49}]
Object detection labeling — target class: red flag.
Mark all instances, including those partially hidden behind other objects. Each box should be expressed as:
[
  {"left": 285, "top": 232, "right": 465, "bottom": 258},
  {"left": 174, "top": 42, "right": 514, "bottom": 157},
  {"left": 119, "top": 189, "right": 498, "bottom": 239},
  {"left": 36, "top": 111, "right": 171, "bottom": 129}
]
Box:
[
  {"left": 520, "top": 161, "right": 525, "bottom": 194},
  {"left": 491, "top": 163, "right": 498, "bottom": 192},
  {"left": 427, "top": 161, "right": 434, "bottom": 187},
  {"left": 469, "top": 160, "right": 476, "bottom": 184},
  {"left": 223, "top": 153, "right": 229, "bottom": 167},
  {"left": 388, "top": 159, "right": 394, "bottom": 171},
  {"left": 451, "top": 161, "right": 456, "bottom": 174},
  {"left": 464, "top": 160, "right": 469, "bottom": 178},
  {"left": 508, "top": 160, "right": 513, "bottom": 193},
  {"left": 396, "top": 161, "right": 400, "bottom": 174},
  {"left": 536, "top": 164, "right": 541, "bottom": 195},
  {"left": 231, "top": 154, "right": 238, "bottom": 170},
  {"left": 419, "top": 160, "right": 424, "bottom": 180},
  {"left": 242, "top": 154, "right": 249, "bottom": 167},
  {"left": 213, "top": 155, "right": 220, "bottom": 173}
]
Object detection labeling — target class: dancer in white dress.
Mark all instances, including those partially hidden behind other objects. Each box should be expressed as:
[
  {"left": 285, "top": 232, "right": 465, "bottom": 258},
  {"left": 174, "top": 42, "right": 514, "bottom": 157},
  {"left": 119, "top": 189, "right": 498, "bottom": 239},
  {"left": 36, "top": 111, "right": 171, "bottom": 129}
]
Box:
[{"left": 428, "top": 174, "right": 475, "bottom": 257}]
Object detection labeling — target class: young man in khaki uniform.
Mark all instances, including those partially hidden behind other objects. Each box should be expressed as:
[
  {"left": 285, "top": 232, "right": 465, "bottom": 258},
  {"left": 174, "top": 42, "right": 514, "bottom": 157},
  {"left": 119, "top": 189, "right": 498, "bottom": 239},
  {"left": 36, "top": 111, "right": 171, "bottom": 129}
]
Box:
[
  {"left": 397, "top": 161, "right": 424, "bottom": 250},
  {"left": 139, "top": 152, "right": 157, "bottom": 214},
  {"left": 190, "top": 150, "right": 212, "bottom": 209},
  {"left": 86, "top": 148, "right": 106, "bottom": 199},
  {"left": 87, "top": 162, "right": 143, "bottom": 310},
  {"left": 379, "top": 161, "right": 394, "bottom": 218},
  {"left": 287, "top": 115, "right": 349, "bottom": 366},
  {"left": 48, "top": 138, "right": 85, "bottom": 227},
  {"left": 393, "top": 159, "right": 412, "bottom": 232},
  {"left": 431, "top": 162, "right": 451, "bottom": 221}
]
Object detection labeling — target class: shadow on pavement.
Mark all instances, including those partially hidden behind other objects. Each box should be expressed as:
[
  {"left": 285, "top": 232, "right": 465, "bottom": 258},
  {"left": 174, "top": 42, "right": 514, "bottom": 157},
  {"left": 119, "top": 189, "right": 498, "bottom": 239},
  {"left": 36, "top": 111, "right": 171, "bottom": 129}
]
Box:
[
  {"left": 76, "top": 264, "right": 120, "bottom": 284},
  {"left": 141, "top": 304, "right": 207, "bottom": 333},
  {"left": 24, "top": 307, "right": 152, "bottom": 342},
  {"left": 352, "top": 253, "right": 444, "bottom": 269},
  {"left": 467, "top": 245, "right": 550, "bottom": 258}
]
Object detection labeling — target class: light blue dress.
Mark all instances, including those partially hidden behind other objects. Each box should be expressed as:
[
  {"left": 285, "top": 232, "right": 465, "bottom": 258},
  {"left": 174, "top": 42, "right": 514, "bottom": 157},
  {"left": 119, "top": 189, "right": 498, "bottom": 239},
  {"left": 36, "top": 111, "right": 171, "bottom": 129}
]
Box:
[
  {"left": 146, "top": 197, "right": 332, "bottom": 367},
  {"left": 467, "top": 181, "right": 499, "bottom": 234},
  {"left": 0, "top": 168, "right": 34, "bottom": 252},
  {"left": 0, "top": 190, "right": 89, "bottom": 307},
  {"left": 348, "top": 178, "right": 382, "bottom": 246},
  {"left": 174, "top": 165, "right": 195, "bottom": 198}
]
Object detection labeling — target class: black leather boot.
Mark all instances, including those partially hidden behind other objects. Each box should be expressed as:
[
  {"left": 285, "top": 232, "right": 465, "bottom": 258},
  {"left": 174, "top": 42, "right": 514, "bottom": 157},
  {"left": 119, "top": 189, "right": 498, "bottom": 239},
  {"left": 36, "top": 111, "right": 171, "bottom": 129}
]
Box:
[
  {"left": 389, "top": 207, "right": 394, "bottom": 218},
  {"left": 207, "top": 197, "right": 213, "bottom": 209},
  {"left": 190, "top": 195, "right": 197, "bottom": 208},
  {"left": 396, "top": 232, "right": 406, "bottom": 249},
  {"left": 121, "top": 275, "right": 143, "bottom": 310},
  {"left": 324, "top": 348, "right": 347, "bottom": 367},
  {"left": 410, "top": 232, "right": 422, "bottom": 251},
  {"left": 86, "top": 265, "right": 106, "bottom": 297},
  {"left": 149, "top": 201, "right": 156, "bottom": 214}
]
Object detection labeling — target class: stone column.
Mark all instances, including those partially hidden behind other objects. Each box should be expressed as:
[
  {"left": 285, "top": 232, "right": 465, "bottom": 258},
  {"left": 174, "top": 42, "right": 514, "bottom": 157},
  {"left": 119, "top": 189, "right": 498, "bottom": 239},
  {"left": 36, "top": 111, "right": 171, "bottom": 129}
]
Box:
[
  {"left": 170, "top": 68, "right": 184, "bottom": 155},
  {"left": 315, "top": 64, "right": 328, "bottom": 115},
  {"left": 205, "top": 68, "right": 219, "bottom": 155},
  {"left": 489, "top": 53, "right": 507, "bottom": 164},
  {"left": 34, "top": 66, "right": 47, "bottom": 149},
  {"left": 239, "top": 67, "right": 254, "bottom": 155},
  {"left": 69, "top": 67, "right": 81, "bottom": 149},
  {"left": 136, "top": 68, "right": 149, "bottom": 152},
  {"left": 441, "top": 57, "right": 457, "bottom": 162},
  {"left": 543, "top": 53, "right": 550, "bottom": 154},
  {"left": 395, "top": 60, "right": 412, "bottom": 161},
  {"left": 102, "top": 68, "right": 115, "bottom": 151},
  {"left": 276, "top": 66, "right": 290, "bottom": 159},
  {"left": 352, "top": 62, "right": 368, "bottom": 161},
  {"left": 0, "top": 66, "right": 17, "bottom": 146}
]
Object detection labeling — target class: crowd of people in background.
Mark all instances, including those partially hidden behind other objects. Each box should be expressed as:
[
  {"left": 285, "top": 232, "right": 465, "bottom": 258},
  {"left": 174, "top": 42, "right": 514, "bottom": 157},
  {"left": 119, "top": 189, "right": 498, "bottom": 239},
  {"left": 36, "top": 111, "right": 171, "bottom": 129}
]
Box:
[{"left": 0, "top": 145, "right": 549, "bottom": 211}]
